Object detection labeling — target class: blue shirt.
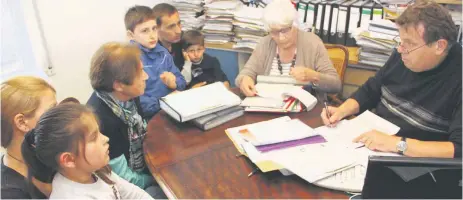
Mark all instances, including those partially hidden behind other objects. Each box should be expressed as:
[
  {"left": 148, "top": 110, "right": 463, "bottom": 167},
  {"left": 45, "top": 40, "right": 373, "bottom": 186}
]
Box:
[{"left": 132, "top": 41, "right": 186, "bottom": 119}]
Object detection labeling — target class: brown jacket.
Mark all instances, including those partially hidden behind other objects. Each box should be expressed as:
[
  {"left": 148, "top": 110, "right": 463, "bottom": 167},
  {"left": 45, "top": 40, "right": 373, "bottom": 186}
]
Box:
[{"left": 235, "top": 30, "right": 341, "bottom": 93}]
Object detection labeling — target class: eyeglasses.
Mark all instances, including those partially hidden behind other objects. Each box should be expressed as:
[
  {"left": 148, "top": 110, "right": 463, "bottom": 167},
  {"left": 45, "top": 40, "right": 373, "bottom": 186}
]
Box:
[
  {"left": 393, "top": 36, "right": 431, "bottom": 55},
  {"left": 269, "top": 26, "right": 292, "bottom": 36},
  {"left": 186, "top": 47, "right": 205, "bottom": 54}
]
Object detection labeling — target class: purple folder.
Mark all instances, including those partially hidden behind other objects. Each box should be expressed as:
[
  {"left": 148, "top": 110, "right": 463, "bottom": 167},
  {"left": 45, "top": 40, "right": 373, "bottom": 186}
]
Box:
[{"left": 255, "top": 135, "right": 327, "bottom": 153}]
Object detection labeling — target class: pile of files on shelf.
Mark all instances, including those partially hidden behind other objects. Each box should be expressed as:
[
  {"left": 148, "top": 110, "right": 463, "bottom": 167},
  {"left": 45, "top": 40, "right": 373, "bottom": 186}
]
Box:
[
  {"left": 172, "top": 0, "right": 205, "bottom": 31},
  {"left": 203, "top": 0, "right": 241, "bottom": 44},
  {"left": 354, "top": 19, "right": 396, "bottom": 67},
  {"left": 232, "top": 6, "right": 267, "bottom": 50},
  {"left": 296, "top": 0, "right": 384, "bottom": 46}
]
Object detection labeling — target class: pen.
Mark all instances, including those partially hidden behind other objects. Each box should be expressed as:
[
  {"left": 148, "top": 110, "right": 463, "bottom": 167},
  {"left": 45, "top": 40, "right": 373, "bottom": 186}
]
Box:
[
  {"left": 248, "top": 168, "right": 260, "bottom": 177},
  {"left": 324, "top": 101, "right": 331, "bottom": 121}
]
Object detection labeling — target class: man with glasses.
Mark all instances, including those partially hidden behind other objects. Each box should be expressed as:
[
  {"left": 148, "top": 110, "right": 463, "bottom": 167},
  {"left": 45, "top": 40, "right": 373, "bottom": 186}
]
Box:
[{"left": 322, "top": 1, "right": 462, "bottom": 158}]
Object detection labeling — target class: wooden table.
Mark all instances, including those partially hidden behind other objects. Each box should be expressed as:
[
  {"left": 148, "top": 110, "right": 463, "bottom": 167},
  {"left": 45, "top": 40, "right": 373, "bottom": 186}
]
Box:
[{"left": 143, "top": 100, "right": 349, "bottom": 199}]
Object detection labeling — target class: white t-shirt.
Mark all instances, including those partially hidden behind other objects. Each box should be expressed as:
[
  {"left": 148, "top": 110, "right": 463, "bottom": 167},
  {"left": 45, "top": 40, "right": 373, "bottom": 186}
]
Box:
[
  {"left": 50, "top": 171, "right": 153, "bottom": 199},
  {"left": 269, "top": 57, "right": 292, "bottom": 76}
]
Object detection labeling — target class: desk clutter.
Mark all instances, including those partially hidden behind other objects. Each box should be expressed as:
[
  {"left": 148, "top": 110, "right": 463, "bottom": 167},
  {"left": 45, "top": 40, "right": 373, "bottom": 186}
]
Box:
[
  {"left": 159, "top": 80, "right": 319, "bottom": 130},
  {"left": 241, "top": 82, "right": 318, "bottom": 113},
  {"left": 226, "top": 110, "right": 402, "bottom": 193}
]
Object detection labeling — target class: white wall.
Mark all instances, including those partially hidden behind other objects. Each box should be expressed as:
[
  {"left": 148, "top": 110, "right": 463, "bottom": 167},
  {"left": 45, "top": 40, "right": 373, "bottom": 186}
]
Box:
[{"left": 26, "top": 0, "right": 169, "bottom": 102}]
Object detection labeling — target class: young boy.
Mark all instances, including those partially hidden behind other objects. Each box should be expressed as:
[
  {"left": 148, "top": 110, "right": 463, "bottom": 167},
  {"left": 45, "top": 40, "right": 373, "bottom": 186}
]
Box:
[
  {"left": 180, "top": 30, "right": 230, "bottom": 89},
  {"left": 125, "top": 5, "right": 186, "bottom": 119}
]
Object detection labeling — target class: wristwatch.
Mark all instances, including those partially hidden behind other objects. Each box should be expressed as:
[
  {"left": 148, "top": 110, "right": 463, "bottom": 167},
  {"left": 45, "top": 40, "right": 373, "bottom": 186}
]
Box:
[{"left": 396, "top": 137, "right": 407, "bottom": 155}]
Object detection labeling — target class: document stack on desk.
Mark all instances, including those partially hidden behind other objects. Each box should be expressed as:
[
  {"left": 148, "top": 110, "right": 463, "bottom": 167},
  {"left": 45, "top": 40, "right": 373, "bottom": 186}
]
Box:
[
  {"left": 160, "top": 82, "right": 241, "bottom": 123},
  {"left": 240, "top": 118, "right": 326, "bottom": 152},
  {"left": 192, "top": 106, "right": 244, "bottom": 131},
  {"left": 240, "top": 82, "right": 318, "bottom": 113},
  {"left": 226, "top": 110, "right": 403, "bottom": 192},
  {"left": 226, "top": 116, "right": 327, "bottom": 172}
]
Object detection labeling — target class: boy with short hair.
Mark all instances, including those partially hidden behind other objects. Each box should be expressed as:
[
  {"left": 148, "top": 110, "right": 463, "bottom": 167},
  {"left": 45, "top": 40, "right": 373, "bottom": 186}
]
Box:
[
  {"left": 125, "top": 5, "right": 186, "bottom": 119},
  {"left": 181, "top": 30, "right": 230, "bottom": 89}
]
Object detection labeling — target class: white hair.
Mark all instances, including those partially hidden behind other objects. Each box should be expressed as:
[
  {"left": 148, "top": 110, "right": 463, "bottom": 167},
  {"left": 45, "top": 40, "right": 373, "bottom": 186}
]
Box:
[{"left": 262, "top": 0, "right": 298, "bottom": 30}]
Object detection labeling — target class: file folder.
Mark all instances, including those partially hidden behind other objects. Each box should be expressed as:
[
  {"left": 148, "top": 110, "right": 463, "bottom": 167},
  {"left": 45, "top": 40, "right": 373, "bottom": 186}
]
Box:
[
  {"left": 328, "top": 0, "right": 348, "bottom": 44},
  {"left": 360, "top": 1, "right": 374, "bottom": 29},
  {"left": 346, "top": 0, "right": 368, "bottom": 46},
  {"left": 307, "top": 0, "right": 320, "bottom": 32},
  {"left": 321, "top": 1, "right": 333, "bottom": 42},
  {"left": 336, "top": 0, "right": 360, "bottom": 45},
  {"left": 297, "top": 0, "right": 309, "bottom": 25},
  {"left": 372, "top": 2, "right": 384, "bottom": 21},
  {"left": 315, "top": 0, "right": 327, "bottom": 40}
]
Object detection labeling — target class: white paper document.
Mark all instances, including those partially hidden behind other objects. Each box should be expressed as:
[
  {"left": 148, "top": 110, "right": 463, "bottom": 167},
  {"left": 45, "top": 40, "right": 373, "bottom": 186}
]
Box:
[
  {"left": 316, "top": 110, "right": 400, "bottom": 148},
  {"left": 244, "top": 119, "right": 318, "bottom": 146},
  {"left": 271, "top": 145, "right": 358, "bottom": 183}
]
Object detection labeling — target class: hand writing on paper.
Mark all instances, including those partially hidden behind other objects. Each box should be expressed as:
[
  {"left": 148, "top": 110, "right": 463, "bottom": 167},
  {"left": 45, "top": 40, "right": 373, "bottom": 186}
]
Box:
[
  {"left": 321, "top": 106, "right": 346, "bottom": 127},
  {"left": 290, "top": 67, "right": 320, "bottom": 82},
  {"left": 191, "top": 81, "right": 207, "bottom": 89},
  {"left": 240, "top": 76, "right": 257, "bottom": 97},
  {"left": 160, "top": 72, "right": 177, "bottom": 89},
  {"left": 353, "top": 130, "right": 400, "bottom": 152}
]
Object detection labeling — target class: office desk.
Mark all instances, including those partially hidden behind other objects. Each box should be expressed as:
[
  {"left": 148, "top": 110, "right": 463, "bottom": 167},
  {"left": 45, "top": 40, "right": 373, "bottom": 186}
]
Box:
[{"left": 143, "top": 94, "right": 349, "bottom": 199}]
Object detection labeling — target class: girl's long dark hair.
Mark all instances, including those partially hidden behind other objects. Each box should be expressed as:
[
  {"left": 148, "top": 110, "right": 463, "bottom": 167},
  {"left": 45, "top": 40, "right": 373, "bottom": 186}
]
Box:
[{"left": 21, "top": 104, "right": 114, "bottom": 197}]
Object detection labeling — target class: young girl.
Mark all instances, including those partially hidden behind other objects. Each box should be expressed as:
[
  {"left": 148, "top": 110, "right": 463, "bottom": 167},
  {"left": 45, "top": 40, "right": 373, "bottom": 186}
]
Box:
[{"left": 22, "top": 103, "right": 153, "bottom": 199}]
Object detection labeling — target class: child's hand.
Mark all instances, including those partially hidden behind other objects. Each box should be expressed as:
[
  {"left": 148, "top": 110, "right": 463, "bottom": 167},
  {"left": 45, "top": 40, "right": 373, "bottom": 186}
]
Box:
[
  {"left": 160, "top": 72, "right": 177, "bottom": 89},
  {"left": 182, "top": 51, "right": 191, "bottom": 62},
  {"left": 191, "top": 82, "right": 207, "bottom": 89}
]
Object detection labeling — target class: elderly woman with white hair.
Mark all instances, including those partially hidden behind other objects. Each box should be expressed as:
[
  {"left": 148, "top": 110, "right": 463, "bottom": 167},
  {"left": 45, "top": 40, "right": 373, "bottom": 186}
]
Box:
[{"left": 235, "top": 0, "right": 341, "bottom": 97}]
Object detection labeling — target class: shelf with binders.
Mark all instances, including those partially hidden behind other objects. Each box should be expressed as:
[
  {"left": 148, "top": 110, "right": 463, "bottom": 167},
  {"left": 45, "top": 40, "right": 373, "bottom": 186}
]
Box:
[{"left": 297, "top": 0, "right": 385, "bottom": 47}]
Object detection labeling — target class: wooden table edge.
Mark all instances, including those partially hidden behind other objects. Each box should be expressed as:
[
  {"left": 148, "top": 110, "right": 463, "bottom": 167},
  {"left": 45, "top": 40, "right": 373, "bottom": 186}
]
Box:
[{"left": 144, "top": 148, "right": 178, "bottom": 199}]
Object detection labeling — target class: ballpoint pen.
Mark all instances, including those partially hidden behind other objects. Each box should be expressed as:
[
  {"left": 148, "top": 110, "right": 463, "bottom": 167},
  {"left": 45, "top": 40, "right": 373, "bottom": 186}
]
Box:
[
  {"left": 248, "top": 168, "right": 260, "bottom": 177},
  {"left": 324, "top": 101, "right": 331, "bottom": 120}
]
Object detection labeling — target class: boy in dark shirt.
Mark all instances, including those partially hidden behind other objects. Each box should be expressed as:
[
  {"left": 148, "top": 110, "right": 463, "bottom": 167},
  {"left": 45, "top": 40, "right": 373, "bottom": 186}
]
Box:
[{"left": 180, "top": 30, "right": 230, "bottom": 89}]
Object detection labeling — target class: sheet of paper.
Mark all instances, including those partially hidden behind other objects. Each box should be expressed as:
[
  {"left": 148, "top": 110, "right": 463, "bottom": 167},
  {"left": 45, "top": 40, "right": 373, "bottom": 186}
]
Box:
[
  {"left": 245, "top": 119, "right": 317, "bottom": 146},
  {"left": 255, "top": 83, "right": 291, "bottom": 101},
  {"left": 226, "top": 116, "right": 291, "bottom": 155},
  {"left": 316, "top": 110, "right": 400, "bottom": 148},
  {"left": 271, "top": 144, "right": 358, "bottom": 183},
  {"left": 240, "top": 96, "right": 284, "bottom": 108}
]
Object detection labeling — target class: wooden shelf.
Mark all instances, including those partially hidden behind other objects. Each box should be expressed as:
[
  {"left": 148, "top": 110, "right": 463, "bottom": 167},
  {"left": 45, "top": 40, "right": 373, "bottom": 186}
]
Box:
[
  {"left": 205, "top": 42, "right": 253, "bottom": 54},
  {"left": 435, "top": 0, "right": 462, "bottom": 4}
]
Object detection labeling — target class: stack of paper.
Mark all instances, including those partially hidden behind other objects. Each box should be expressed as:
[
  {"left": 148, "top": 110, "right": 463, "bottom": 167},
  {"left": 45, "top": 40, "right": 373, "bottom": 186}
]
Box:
[
  {"left": 203, "top": 0, "right": 241, "bottom": 44},
  {"left": 240, "top": 83, "right": 318, "bottom": 113},
  {"left": 159, "top": 82, "right": 241, "bottom": 122},
  {"left": 241, "top": 119, "right": 324, "bottom": 147},
  {"left": 354, "top": 19, "right": 397, "bottom": 67},
  {"left": 226, "top": 110, "right": 403, "bottom": 189},
  {"left": 192, "top": 106, "right": 244, "bottom": 130},
  {"left": 232, "top": 6, "right": 267, "bottom": 50},
  {"left": 172, "top": 0, "right": 205, "bottom": 31}
]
